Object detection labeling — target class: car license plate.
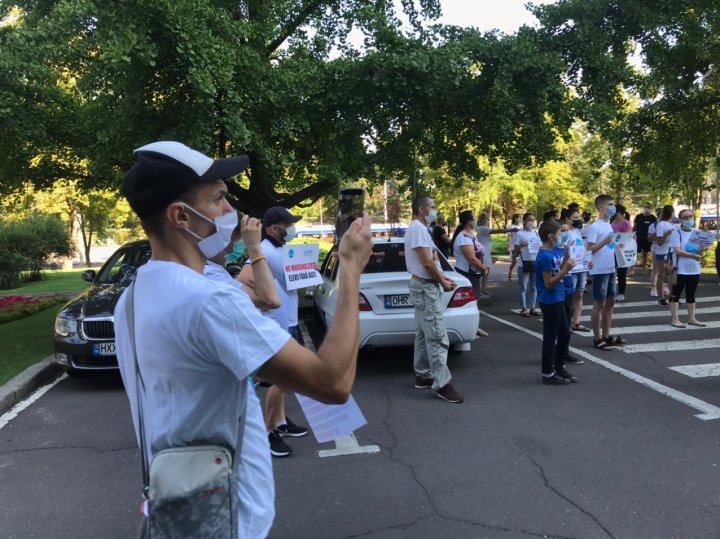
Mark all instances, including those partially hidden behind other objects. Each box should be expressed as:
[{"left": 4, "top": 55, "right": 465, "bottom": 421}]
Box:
[
  {"left": 92, "top": 342, "right": 116, "bottom": 356},
  {"left": 384, "top": 294, "right": 414, "bottom": 308}
]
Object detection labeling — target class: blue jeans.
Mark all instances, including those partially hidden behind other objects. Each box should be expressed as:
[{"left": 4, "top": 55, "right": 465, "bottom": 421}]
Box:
[
  {"left": 591, "top": 273, "right": 617, "bottom": 302},
  {"left": 517, "top": 266, "right": 537, "bottom": 309}
]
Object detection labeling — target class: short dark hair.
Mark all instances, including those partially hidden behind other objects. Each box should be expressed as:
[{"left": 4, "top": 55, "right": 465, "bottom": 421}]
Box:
[
  {"left": 139, "top": 183, "right": 204, "bottom": 237},
  {"left": 661, "top": 204, "right": 674, "bottom": 221},
  {"left": 539, "top": 219, "right": 562, "bottom": 242},
  {"left": 412, "top": 194, "right": 433, "bottom": 216},
  {"left": 560, "top": 208, "right": 572, "bottom": 221},
  {"left": 568, "top": 202, "right": 580, "bottom": 212},
  {"left": 595, "top": 194, "right": 613, "bottom": 208},
  {"left": 523, "top": 212, "right": 535, "bottom": 222},
  {"left": 543, "top": 209, "right": 558, "bottom": 221}
]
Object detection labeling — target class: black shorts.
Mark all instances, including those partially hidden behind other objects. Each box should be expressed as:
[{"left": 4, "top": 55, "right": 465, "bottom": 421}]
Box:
[{"left": 637, "top": 237, "right": 652, "bottom": 253}]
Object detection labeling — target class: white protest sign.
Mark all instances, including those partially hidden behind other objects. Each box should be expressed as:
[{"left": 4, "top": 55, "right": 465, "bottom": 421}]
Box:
[
  {"left": 614, "top": 232, "right": 637, "bottom": 268},
  {"left": 295, "top": 393, "right": 368, "bottom": 444},
  {"left": 527, "top": 235, "right": 542, "bottom": 255},
  {"left": 283, "top": 243, "right": 323, "bottom": 290},
  {"left": 569, "top": 237, "right": 587, "bottom": 274},
  {"left": 688, "top": 229, "right": 716, "bottom": 250}
]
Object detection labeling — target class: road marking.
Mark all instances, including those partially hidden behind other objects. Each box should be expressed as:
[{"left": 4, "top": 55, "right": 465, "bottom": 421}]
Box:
[
  {"left": 621, "top": 338, "right": 720, "bottom": 354},
  {"left": 298, "top": 321, "right": 380, "bottom": 458},
  {"left": 0, "top": 374, "right": 67, "bottom": 432},
  {"left": 480, "top": 310, "right": 720, "bottom": 421},
  {"left": 578, "top": 306, "right": 720, "bottom": 322},
  {"left": 669, "top": 363, "right": 720, "bottom": 378},
  {"left": 317, "top": 433, "right": 381, "bottom": 458},
  {"left": 573, "top": 320, "right": 720, "bottom": 337},
  {"left": 511, "top": 296, "right": 720, "bottom": 316}
]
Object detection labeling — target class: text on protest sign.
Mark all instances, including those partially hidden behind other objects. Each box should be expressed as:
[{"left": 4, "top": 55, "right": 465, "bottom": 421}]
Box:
[{"left": 283, "top": 243, "right": 323, "bottom": 290}]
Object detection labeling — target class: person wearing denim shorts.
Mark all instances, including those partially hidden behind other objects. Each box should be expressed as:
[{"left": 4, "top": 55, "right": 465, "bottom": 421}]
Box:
[{"left": 586, "top": 195, "right": 625, "bottom": 351}]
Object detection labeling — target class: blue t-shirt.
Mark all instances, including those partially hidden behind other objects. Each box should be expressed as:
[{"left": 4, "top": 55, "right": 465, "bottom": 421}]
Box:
[
  {"left": 535, "top": 248, "right": 565, "bottom": 305},
  {"left": 554, "top": 247, "right": 575, "bottom": 297}
]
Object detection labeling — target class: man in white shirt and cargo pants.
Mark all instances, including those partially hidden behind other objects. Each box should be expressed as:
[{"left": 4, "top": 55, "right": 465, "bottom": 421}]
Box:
[{"left": 404, "top": 194, "right": 463, "bottom": 403}]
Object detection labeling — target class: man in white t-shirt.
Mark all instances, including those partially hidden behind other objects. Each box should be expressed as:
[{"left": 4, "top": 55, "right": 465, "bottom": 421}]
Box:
[
  {"left": 115, "top": 141, "right": 372, "bottom": 538},
  {"left": 585, "top": 194, "right": 625, "bottom": 351},
  {"left": 404, "top": 194, "right": 462, "bottom": 403}
]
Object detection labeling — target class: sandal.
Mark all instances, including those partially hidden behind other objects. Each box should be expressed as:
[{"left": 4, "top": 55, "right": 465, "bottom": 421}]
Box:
[
  {"left": 593, "top": 338, "right": 616, "bottom": 351},
  {"left": 606, "top": 336, "right": 627, "bottom": 346},
  {"left": 688, "top": 321, "right": 706, "bottom": 327},
  {"left": 670, "top": 322, "right": 686, "bottom": 328},
  {"left": 572, "top": 324, "right": 590, "bottom": 332},
  {"left": 530, "top": 309, "right": 542, "bottom": 317},
  {"left": 520, "top": 309, "right": 530, "bottom": 317}
]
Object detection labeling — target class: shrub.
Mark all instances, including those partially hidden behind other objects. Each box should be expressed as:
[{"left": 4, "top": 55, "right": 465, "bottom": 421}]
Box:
[
  {"left": 702, "top": 243, "right": 717, "bottom": 270},
  {"left": 0, "top": 214, "right": 74, "bottom": 288}
]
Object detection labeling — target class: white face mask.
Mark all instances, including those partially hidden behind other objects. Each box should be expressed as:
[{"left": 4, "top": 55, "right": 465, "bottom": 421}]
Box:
[
  {"left": 424, "top": 208, "right": 438, "bottom": 225},
  {"left": 283, "top": 225, "right": 297, "bottom": 243},
  {"left": 182, "top": 204, "right": 238, "bottom": 258}
]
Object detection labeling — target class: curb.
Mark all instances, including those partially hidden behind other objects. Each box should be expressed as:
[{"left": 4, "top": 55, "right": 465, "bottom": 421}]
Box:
[{"left": 0, "top": 356, "right": 63, "bottom": 416}]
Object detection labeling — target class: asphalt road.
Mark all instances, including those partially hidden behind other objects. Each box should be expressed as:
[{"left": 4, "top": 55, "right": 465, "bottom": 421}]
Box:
[{"left": 2, "top": 263, "right": 720, "bottom": 538}]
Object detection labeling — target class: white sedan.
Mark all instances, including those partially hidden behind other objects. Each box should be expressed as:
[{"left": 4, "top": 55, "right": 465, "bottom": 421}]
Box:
[{"left": 313, "top": 238, "right": 480, "bottom": 352}]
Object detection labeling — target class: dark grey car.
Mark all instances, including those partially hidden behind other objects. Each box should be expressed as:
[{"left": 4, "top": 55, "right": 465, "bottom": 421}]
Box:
[{"left": 53, "top": 240, "right": 151, "bottom": 375}]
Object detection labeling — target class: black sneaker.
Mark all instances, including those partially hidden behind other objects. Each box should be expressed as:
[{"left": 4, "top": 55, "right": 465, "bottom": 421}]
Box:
[
  {"left": 414, "top": 375, "right": 434, "bottom": 389},
  {"left": 269, "top": 430, "right": 292, "bottom": 457},
  {"left": 559, "top": 368, "right": 578, "bottom": 383},
  {"left": 565, "top": 355, "right": 584, "bottom": 365},
  {"left": 658, "top": 299, "right": 669, "bottom": 306},
  {"left": 436, "top": 383, "right": 463, "bottom": 403},
  {"left": 542, "top": 374, "right": 571, "bottom": 385},
  {"left": 277, "top": 416, "right": 308, "bottom": 438}
]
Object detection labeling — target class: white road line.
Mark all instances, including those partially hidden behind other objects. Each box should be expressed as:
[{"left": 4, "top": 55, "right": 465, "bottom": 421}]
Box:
[
  {"left": 480, "top": 310, "right": 720, "bottom": 421},
  {"left": 573, "top": 320, "right": 720, "bottom": 337},
  {"left": 0, "top": 374, "right": 67, "bottom": 431},
  {"left": 669, "top": 363, "right": 720, "bottom": 378},
  {"left": 622, "top": 338, "right": 720, "bottom": 354},
  {"left": 511, "top": 296, "right": 720, "bottom": 315},
  {"left": 578, "top": 306, "right": 720, "bottom": 322},
  {"left": 298, "top": 321, "right": 381, "bottom": 458}
]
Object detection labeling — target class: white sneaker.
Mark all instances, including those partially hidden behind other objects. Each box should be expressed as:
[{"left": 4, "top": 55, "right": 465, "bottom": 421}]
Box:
[
  {"left": 616, "top": 294, "right": 625, "bottom": 302},
  {"left": 650, "top": 288, "right": 658, "bottom": 297}
]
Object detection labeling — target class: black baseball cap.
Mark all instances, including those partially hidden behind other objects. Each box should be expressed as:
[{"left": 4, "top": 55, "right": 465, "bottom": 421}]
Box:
[
  {"left": 122, "top": 141, "right": 249, "bottom": 219},
  {"left": 262, "top": 206, "right": 301, "bottom": 227}
]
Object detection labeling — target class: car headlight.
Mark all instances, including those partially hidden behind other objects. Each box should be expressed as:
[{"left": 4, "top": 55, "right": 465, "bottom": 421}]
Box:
[{"left": 54, "top": 315, "right": 77, "bottom": 337}]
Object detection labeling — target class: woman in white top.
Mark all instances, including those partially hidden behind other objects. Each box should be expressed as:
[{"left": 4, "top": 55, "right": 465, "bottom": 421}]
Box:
[
  {"left": 668, "top": 208, "right": 707, "bottom": 327},
  {"left": 654, "top": 205, "right": 676, "bottom": 306},
  {"left": 475, "top": 212, "right": 509, "bottom": 296},
  {"left": 452, "top": 210, "right": 489, "bottom": 337},
  {"left": 511, "top": 212, "right": 542, "bottom": 316}
]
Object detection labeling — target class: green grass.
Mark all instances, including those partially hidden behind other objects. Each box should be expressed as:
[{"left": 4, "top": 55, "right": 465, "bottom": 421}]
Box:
[
  {"left": 0, "top": 305, "right": 61, "bottom": 385},
  {"left": 0, "top": 268, "right": 89, "bottom": 295},
  {"left": 491, "top": 235, "right": 510, "bottom": 257}
]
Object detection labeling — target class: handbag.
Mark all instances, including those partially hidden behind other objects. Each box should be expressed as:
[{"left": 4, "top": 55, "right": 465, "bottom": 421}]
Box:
[{"left": 125, "top": 280, "right": 247, "bottom": 539}]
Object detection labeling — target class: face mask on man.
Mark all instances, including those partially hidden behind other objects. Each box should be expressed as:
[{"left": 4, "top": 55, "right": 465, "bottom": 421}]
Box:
[
  {"left": 182, "top": 204, "right": 238, "bottom": 258},
  {"left": 682, "top": 219, "right": 695, "bottom": 229},
  {"left": 572, "top": 219, "right": 583, "bottom": 229},
  {"left": 606, "top": 205, "right": 616, "bottom": 218},
  {"left": 281, "top": 224, "right": 297, "bottom": 243},
  {"left": 425, "top": 208, "right": 438, "bottom": 224},
  {"left": 643, "top": 207, "right": 651, "bottom": 214},
  {"left": 526, "top": 220, "right": 535, "bottom": 229}
]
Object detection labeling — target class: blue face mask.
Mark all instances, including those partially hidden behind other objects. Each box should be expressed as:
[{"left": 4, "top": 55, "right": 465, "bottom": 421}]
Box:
[
  {"left": 606, "top": 205, "right": 616, "bottom": 218},
  {"left": 682, "top": 219, "right": 695, "bottom": 229},
  {"left": 224, "top": 240, "right": 247, "bottom": 263}
]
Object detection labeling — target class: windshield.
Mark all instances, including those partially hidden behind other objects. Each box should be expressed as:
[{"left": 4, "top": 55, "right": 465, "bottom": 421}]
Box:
[{"left": 95, "top": 244, "right": 151, "bottom": 286}]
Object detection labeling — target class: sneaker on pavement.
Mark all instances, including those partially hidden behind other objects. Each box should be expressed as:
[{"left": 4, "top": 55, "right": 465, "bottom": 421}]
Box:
[
  {"left": 616, "top": 294, "right": 625, "bottom": 302},
  {"left": 559, "top": 368, "right": 578, "bottom": 383},
  {"left": 269, "top": 430, "right": 292, "bottom": 457},
  {"left": 277, "top": 416, "right": 308, "bottom": 438},
  {"left": 658, "top": 299, "right": 669, "bottom": 306},
  {"left": 565, "top": 355, "right": 584, "bottom": 365},
  {"left": 436, "top": 384, "right": 463, "bottom": 403},
  {"left": 650, "top": 288, "right": 658, "bottom": 297},
  {"left": 414, "top": 375, "right": 434, "bottom": 389},
  {"left": 542, "top": 374, "right": 572, "bottom": 385}
]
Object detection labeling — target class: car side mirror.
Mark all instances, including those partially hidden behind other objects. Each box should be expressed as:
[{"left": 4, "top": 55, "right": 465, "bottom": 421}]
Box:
[{"left": 81, "top": 269, "right": 96, "bottom": 282}]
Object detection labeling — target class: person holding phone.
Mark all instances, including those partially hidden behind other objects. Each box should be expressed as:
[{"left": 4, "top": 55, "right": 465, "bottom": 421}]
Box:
[{"left": 405, "top": 194, "right": 463, "bottom": 404}]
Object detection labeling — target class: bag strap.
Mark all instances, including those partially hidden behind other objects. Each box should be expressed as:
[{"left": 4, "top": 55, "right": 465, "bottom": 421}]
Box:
[{"left": 124, "top": 279, "right": 249, "bottom": 499}]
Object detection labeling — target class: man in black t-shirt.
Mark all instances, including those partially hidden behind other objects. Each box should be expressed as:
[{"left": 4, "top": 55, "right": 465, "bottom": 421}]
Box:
[
  {"left": 633, "top": 203, "right": 657, "bottom": 275},
  {"left": 431, "top": 215, "right": 452, "bottom": 259}
]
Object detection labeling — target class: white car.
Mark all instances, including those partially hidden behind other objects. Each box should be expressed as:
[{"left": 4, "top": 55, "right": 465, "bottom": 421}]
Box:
[{"left": 313, "top": 237, "right": 480, "bottom": 352}]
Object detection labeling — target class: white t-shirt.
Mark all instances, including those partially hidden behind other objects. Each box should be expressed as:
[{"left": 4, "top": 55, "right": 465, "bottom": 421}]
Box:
[
  {"left": 205, "top": 261, "right": 291, "bottom": 331},
  {"left": 114, "top": 260, "right": 291, "bottom": 539},
  {"left": 586, "top": 218, "right": 615, "bottom": 275},
  {"left": 475, "top": 226, "right": 493, "bottom": 266},
  {"left": 648, "top": 223, "right": 657, "bottom": 253},
  {"left": 258, "top": 238, "right": 299, "bottom": 327},
  {"left": 512, "top": 229, "right": 541, "bottom": 262},
  {"left": 654, "top": 220, "right": 675, "bottom": 256},
  {"left": 453, "top": 232, "right": 482, "bottom": 272},
  {"left": 668, "top": 228, "right": 701, "bottom": 275},
  {"left": 404, "top": 219, "right": 440, "bottom": 279}
]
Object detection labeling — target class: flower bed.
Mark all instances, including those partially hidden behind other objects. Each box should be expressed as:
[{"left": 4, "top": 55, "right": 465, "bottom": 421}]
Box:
[{"left": 0, "top": 295, "right": 67, "bottom": 324}]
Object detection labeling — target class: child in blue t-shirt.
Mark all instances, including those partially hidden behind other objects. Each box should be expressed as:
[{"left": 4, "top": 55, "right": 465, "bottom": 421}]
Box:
[{"left": 536, "top": 220, "right": 577, "bottom": 385}]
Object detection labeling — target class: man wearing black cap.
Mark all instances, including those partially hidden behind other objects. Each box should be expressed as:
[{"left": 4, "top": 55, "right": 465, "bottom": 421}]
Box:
[{"left": 114, "top": 141, "right": 372, "bottom": 537}]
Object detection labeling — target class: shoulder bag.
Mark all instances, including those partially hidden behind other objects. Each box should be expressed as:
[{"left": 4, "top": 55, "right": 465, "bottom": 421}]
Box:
[
  {"left": 663, "top": 230, "right": 680, "bottom": 287},
  {"left": 126, "top": 280, "right": 247, "bottom": 539}
]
